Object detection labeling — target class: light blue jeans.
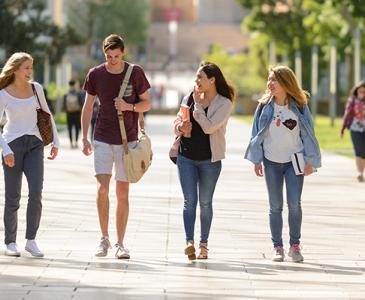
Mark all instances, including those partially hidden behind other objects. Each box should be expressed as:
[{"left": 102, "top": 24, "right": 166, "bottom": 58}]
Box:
[
  {"left": 177, "top": 154, "right": 222, "bottom": 244},
  {"left": 263, "top": 157, "right": 304, "bottom": 247}
]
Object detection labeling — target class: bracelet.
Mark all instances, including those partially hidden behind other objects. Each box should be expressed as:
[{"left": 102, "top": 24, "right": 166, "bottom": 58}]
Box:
[{"left": 132, "top": 104, "right": 136, "bottom": 112}]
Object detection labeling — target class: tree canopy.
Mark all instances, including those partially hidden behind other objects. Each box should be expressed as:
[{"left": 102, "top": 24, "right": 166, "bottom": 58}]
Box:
[
  {"left": 68, "top": 0, "right": 149, "bottom": 59},
  {"left": 0, "top": 0, "right": 80, "bottom": 64},
  {"left": 236, "top": 0, "right": 365, "bottom": 88}
]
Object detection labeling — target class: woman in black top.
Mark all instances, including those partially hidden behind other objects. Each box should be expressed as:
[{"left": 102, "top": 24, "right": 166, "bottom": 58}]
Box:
[{"left": 173, "top": 62, "right": 234, "bottom": 260}]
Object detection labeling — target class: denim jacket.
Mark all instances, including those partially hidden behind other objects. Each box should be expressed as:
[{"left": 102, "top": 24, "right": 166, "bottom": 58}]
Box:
[{"left": 244, "top": 97, "right": 321, "bottom": 168}]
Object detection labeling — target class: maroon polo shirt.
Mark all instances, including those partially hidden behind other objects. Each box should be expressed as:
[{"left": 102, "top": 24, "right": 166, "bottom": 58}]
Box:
[{"left": 83, "top": 62, "right": 150, "bottom": 144}]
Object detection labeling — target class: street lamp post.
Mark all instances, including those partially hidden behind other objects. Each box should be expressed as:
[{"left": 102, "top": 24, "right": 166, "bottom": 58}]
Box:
[
  {"left": 329, "top": 38, "right": 337, "bottom": 127},
  {"left": 269, "top": 41, "right": 276, "bottom": 66},
  {"left": 354, "top": 27, "right": 361, "bottom": 85},
  {"left": 311, "top": 45, "right": 319, "bottom": 119},
  {"left": 168, "top": 20, "right": 178, "bottom": 61},
  {"left": 295, "top": 49, "right": 302, "bottom": 87}
]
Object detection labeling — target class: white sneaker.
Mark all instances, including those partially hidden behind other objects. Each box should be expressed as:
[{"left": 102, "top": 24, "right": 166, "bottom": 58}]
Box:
[
  {"left": 95, "top": 237, "right": 111, "bottom": 257},
  {"left": 25, "top": 240, "right": 44, "bottom": 257},
  {"left": 5, "top": 242, "right": 21, "bottom": 257},
  {"left": 115, "top": 244, "right": 130, "bottom": 259},
  {"left": 272, "top": 246, "right": 285, "bottom": 262}
]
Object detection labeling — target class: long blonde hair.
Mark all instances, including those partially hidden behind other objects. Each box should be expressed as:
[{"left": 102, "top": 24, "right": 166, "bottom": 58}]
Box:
[
  {"left": 0, "top": 52, "right": 33, "bottom": 89},
  {"left": 259, "top": 65, "right": 309, "bottom": 107}
]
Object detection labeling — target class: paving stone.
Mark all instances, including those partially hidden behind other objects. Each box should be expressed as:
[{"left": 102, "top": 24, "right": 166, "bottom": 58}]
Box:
[{"left": 0, "top": 115, "right": 364, "bottom": 299}]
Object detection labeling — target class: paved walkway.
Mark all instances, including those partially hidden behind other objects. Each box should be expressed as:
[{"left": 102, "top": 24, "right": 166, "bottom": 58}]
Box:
[{"left": 0, "top": 115, "right": 364, "bottom": 300}]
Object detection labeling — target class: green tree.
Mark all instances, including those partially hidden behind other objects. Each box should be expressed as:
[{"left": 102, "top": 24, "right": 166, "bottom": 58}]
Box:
[
  {"left": 204, "top": 45, "right": 266, "bottom": 114},
  {"left": 68, "top": 0, "right": 149, "bottom": 58},
  {"left": 0, "top": 0, "right": 80, "bottom": 65},
  {"left": 236, "top": 0, "right": 365, "bottom": 89},
  {"left": 204, "top": 45, "right": 265, "bottom": 98}
]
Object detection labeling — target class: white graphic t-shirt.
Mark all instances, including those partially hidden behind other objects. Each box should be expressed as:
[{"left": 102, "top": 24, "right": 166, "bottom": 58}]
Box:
[
  {"left": 350, "top": 98, "right": 365, "bottom": 132},
  {"left": 263, "top": 103, "right": 304, "bottom": 163}
]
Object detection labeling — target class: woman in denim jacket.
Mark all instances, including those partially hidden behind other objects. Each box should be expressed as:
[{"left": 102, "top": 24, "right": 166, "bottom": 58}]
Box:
[{"left": 245, "top": 66, "right": 321, "bottom": 263}]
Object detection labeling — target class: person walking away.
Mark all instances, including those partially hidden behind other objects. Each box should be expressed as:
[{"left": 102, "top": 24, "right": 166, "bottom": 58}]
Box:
[
  {"left": 245, "top": 65, "right": 321, "bottom": 263},
  {"left": 0, "top": 52, "right": 59, "bottom": 257},
  {"left": 81, "top": 34, "right": 151, "bottom": 259},
  {"left": 341, "top": 81, "right": 365, "bottom": 182},
  {"left": 173, "top": 62, "right": 234, "bottom": 260},
  {"left": 64, "top": 79, "right": 83, "bottom": 148}
]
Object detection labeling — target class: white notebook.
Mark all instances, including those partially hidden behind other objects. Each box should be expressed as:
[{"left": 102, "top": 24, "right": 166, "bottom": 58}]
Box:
[{"left": 291, "top": 152, "right": 305, "bottom": 175}]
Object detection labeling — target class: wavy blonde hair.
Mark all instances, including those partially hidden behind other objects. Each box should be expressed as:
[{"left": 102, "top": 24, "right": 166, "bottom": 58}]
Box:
[
  {"left": 0, "top": 52, "right": 33, "bottom": 89},
  {"left": 259, "top": 65, "right": 309, "bottom": 107}
]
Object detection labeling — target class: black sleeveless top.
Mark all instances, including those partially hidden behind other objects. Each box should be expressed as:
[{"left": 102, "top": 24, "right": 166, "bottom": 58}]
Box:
[{"left": 180, "top": 95, "right": 212, "bottom": 161}]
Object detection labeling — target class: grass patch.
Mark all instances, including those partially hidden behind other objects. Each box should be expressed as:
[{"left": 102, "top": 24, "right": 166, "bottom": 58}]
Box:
[
  {"left": 313, "top": 116, "right": 353, "bottom": 157},
  {"left": 236, "top": 114, "right": 353, "bottom": 157},
  {"left": 55, "top": 112, "right": 67, "bottom": 124}
]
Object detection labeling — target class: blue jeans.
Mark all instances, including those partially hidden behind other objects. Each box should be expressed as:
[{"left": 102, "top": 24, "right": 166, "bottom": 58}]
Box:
[
  {"left": 263, "top": 157, "right": 304, "bottom": 247},
  {"left": 177, "top": 154, "right": 222, "bottom": 244}
]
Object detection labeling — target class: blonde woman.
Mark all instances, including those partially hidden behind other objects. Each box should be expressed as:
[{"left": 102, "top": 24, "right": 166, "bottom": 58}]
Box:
[
  {"left": 0, "top": 52, "right": 59, "bottom": 257},
  {"left": 245, "top": 66, "right": 321, "bottom": 263}
]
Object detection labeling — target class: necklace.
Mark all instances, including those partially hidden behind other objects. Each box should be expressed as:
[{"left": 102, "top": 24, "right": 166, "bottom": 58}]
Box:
[{"left": 273, "top": 103, "right": 287, "bottom": 127}]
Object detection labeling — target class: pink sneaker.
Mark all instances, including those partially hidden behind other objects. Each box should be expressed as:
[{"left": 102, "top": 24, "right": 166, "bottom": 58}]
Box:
[{"left": 288, "top": 244, "right": 304, "bottom": 262}]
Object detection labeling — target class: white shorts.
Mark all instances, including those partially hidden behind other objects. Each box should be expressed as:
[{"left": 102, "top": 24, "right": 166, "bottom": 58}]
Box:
[{"left": 93, "top": 139, "right": 137, "bottom": 182}]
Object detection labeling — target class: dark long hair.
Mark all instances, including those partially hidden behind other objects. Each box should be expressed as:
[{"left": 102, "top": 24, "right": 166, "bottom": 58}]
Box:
[
  {"left": 199, "top": 61, "right": 235, "bottom": 102},
  {"left": 351, "top": 80, "right": 365, "bottom": 98}
]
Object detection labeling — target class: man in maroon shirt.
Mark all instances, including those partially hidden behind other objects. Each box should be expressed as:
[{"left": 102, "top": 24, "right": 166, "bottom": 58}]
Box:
[{"left": 81, "top": 34, "right": 151, "bottom": 259}]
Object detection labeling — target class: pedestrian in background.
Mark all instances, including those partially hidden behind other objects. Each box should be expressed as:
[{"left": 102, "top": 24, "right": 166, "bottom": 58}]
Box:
[
  {"left": 173, "top": 62, "right": 234, "bottom": 260},
  {"left": 0, "top": 52, "right": 59, "bottom": 257},
  {"left": 245, "top": 65, "right": 321, "bottom": 263},
  {"left": 81, "top": 34, "right": 151, "bottom": 259},
  {"left": 341, "top": 81, "right": 365, "bottom": 182},
  {"left": 63, "top": 79, "right": 83, "bottom": 148}
]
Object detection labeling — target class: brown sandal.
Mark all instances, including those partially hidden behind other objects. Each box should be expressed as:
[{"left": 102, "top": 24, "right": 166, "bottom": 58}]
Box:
[
  {"left": 184, "top": 243, "right": 196, "bottom": 260},
  {"left": 197, "top": 244, "right": 208, "bottom": 259}
]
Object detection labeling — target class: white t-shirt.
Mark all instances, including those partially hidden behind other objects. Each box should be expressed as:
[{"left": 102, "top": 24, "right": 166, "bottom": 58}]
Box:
[
  {"left": 0, "top": 82, "right": 59, "bottom": 156},
  {"left": 263, "top": 103, "right": 303, "bottom": 163}
]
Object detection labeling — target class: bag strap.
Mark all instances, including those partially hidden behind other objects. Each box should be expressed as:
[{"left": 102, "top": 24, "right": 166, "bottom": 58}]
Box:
[
  {"left": 31, "top": 83, "right": 42, "bottom": 110},
  {"left": 117, "top": 64, "right": 145, "bottom": 155}
]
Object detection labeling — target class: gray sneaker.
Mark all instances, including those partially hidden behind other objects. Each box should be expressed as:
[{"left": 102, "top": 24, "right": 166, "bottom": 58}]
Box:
[
  {"left": 288, "top": 244, "right": 304, "bottom": 262},
  {"left": 272, "top": 246, "right": 285, "bottom": 262},
  {"left": 115, "top": 244, "right": 130, "bottom": 259},
  {"left": 5, "top": 242, "right": 21, "bottom": 257},
  {"left": 25, "top": 240, "right": 44, "bottom": 258},
  {"left": 95, "top": 237, "right": 111, "bottom": 257}
]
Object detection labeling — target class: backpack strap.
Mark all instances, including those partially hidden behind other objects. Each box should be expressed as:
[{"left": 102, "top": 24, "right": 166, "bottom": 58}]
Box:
[
  {"left": 179, "top": 91, "right": 194, "bottom": 107},
  {"left": 258, "top": 102, "right": 265, "bottom": 117}
]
